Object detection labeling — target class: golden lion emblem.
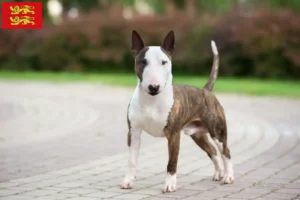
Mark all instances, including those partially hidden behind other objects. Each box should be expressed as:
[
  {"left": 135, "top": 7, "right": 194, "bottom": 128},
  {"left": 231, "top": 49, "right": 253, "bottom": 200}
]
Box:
[
  {"left": 10, "top": 16, "right": 35, "bottom": 25},
  {"left": 10, "top": 5, "right": 35, "bottom": 15}
]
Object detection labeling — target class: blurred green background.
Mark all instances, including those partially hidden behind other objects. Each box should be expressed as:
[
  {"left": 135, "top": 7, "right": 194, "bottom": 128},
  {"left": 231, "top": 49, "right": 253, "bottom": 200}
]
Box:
[{"left": 0, "top": 0, "right": 299, "bottom": 97}]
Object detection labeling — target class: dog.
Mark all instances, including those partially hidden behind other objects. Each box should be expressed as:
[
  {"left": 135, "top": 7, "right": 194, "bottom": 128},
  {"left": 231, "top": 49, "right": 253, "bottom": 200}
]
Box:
[{"left": 120, "top": 30, "right": 234, "bottom": 193}]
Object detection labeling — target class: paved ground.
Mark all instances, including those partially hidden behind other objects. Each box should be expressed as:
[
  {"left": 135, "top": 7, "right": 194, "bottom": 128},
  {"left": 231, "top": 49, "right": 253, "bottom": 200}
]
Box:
[{"left": 0, "top": 81, "right": 299, "bottom": 200}]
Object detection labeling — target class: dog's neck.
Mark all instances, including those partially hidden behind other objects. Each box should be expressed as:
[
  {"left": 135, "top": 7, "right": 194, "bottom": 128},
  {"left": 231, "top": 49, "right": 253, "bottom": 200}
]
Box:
[{"left": 136, "top": 74, "right": 174, "bottom": 108}]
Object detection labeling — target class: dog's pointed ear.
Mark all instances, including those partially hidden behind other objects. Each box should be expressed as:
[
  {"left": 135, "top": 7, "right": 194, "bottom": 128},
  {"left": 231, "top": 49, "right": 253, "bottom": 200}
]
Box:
[
  {"left": 131, "top": 30, "right": 145, "bottom": 55},
  {"left": 162, "top": 30, "right": 175, "bottom": 53}
]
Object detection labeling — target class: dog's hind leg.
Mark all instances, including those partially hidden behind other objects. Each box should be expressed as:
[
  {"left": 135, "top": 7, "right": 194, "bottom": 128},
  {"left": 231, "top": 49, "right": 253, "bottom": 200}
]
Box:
[
  {"left": 120, "top": 128, "right": 142, "bottom": 189},
  {"left": 191, "top": 132, "right": 224, "bottom": 181},
  {"left": 213, "top": 129, "right": 234, "bottom": 184}
]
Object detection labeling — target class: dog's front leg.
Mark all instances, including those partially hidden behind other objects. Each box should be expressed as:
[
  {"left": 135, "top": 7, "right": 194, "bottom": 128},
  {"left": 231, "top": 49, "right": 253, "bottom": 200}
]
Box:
[
  {"left": 120, "top": 128, "right": 142, "bottom": 189},
  {"left": 164, "top": 131, "right": 180, "bottom": 193}
]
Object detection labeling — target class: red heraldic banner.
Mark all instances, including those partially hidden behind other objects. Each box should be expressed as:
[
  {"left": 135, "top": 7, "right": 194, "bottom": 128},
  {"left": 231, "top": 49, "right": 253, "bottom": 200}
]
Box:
[{"left": 1, "top": 2, "right": 42, "bottom": 29}]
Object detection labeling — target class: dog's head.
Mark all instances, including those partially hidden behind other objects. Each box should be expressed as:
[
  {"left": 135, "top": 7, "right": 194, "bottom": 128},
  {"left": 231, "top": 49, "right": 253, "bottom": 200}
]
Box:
[{"left": 131, "top": 30, "right": 175, "bottom": 96}]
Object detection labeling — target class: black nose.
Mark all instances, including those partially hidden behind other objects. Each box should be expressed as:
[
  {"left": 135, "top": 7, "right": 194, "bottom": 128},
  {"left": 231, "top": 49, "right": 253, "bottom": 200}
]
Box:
[{"left": 148, "top": 84, "right": 160, "bottom": 93}]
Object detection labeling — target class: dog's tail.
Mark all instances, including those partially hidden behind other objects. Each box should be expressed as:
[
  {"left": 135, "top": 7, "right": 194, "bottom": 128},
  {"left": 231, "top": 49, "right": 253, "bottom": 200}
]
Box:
[{"left": 204, "top": 41, "right": 219, "bottom": 92}]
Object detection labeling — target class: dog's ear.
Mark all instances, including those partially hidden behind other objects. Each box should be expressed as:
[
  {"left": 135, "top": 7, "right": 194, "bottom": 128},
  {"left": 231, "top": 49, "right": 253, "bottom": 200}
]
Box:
[
  {"left": 162, "top": 30, "right": 175, "bottom": 53},
  {"left": 131, "top": 30, "right": 145, "bottom": 55}
]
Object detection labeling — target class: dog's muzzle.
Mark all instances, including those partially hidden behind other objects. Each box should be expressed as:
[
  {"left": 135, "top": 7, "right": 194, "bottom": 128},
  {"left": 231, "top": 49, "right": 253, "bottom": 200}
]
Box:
[{"left": 148, "top": 84, "right": 160, "bottom": 96}]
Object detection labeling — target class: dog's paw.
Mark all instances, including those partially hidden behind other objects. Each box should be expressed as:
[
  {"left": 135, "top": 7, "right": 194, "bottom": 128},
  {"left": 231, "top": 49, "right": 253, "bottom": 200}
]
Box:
[
  {"left": 213, "top": 170, "right": 224, "bottom": 181},
  {"left": 163, "top": 173, "right": 177, "bottom": 193},
  {"left": 222, "top": 172, "right": 234, "bottom": 184},
  {"left": 120, "top": 178, "right": 134, "bottom": 189},
  {"left": 163, "top": 183, "right": 176, "bottom": 193}
]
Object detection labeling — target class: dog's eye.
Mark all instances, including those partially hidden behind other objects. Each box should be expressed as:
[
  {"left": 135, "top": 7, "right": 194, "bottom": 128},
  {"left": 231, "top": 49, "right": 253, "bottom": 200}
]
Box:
[
  {"left": 162, "top": 60, "right": 168, "bottom": 65},
  {"left": 140, "top": 59, "right": 147, "bottom": 65}
]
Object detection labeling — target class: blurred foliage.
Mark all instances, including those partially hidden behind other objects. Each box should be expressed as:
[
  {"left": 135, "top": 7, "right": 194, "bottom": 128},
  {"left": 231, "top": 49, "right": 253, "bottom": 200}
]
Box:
[
  {"left": 253, "top": 0, "right": 300, "bottom": 12},
  {"left": 0, "top": 0, "right": 300, "bottom": 79}
]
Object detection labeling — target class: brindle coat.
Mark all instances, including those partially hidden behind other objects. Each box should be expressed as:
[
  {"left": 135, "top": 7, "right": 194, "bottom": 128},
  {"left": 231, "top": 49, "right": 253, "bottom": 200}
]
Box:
[{"left": 164, "top": 84, "right": 230, "bottom": 175}]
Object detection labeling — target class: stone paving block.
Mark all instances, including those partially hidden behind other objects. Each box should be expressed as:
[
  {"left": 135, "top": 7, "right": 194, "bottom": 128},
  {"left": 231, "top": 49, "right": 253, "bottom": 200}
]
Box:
[
  {"left": 0, "top": 182, "right": 21, "bottom": 189},
  {"left": 0, "top": 196, "right": 33, "bottom": 200},
  {"left": 152, "top": 194, "right": 183, "bottom": 199},
  {"left": 217, "top": 198, "right": 251, "bottom": 200},
  {"left": 251, "top": 167, "right": 280, "bottom": 175},
  {"left": 277, "top": 188, "right": 300, "bottom": 195},
  {"left": 149, "top": 184, "right": 171, "bottom": 190},
  {"left": 84, "top": 183, "right": 110, "bottom": 190},
  {"left": 54, "top": 175, "right": 83, "bottom": 182},
  {"left": 96, "top": 179, "right": 124, "bottom": 186},
  {"left": 135, "top": 173, "right": 157, "bottom": 179},
  {"left": 184, "top": 196, "right": 219, "bottom": 200},
  {"left": 252, "top": 182, "right": 283, "bottom": 189},
  {"left": 211, "top": 186, "right": 243, "bottom": 193},
  {"left": 78, "top": 175, "right": 107, "bottom": 182},
  {"left": 135, "top": 178, "right": 164, "bottom": 186},
  {"left": 61, "top": 188, "right": 99, "bottom": 195},
  {"left": 198, "top": 179, "right": 226, "bottom": 186},
  {"left": 144, "top": 197, "right": 176, "bottom": 200},
  {"left": 68, "top": 197, "right": 99, "bottom": 200},
  {"left": 20, "top": 189, "right": 58, "bottom": 197},
  {"left": 9, "top": 177, "right": 40, "bottom": 184},
  {"left": 113, "top": 193, "right": 150, "bottom": 200},
  {"left": 0, "top": 189, "right": 23, "bottom": 197},
  {"left": 167, "top": 189, "right": 201, "bottom": 197},
  {"left": 42, "top": 186, "right": 72, "bottom": 191},
  {"left": 15, "top": 174, "right": 57, "bottom": 183},
  {"left": 132, "top": 188, "right": 163, "bottom": 195},
  {"left": 83, "top": 191, "right": 122, "bottom": 198},
  {"left": 227, "top": 191, "right": 264, "bottom": 199},
  {"left": 34, "top": 197, "right": 67, "bottom": 200},
  {"left": 197, "top": 191, "right": 232, "bottom": 198},
  {"left": 181, "top": 183, "right": 216, "bottom": 191},
  {"left": 178, "top": 175, "right": 207, "bottom": 183},
  {"left": 263, "top": 178, "right": 291, "bottom": 184},
  {"left": 285, "top": 183, "right": 300, "bottom": 189},
  {"left": 21, "top": 180, "right": 62, "bottom": 188},
  {"left": 243, "top": 188, "right": 274, "bottom": 194},
  {"left": 238, "top": 176, "right": 265, "bottom": 182},
  {"left": 104, "top": 186, "right": 141, "bottom": 193},
  {"left": 263, "top": 192, "right": 298, "bottom": 199},
  {"left": 74, "top": 179, "right": 99, "bottom": 184},
  {"left": 8, "top": 187, "right": 36, "bottom": 192},
  {"left": 43, "top": 192, "right": 78, "bottom": 199},
  {"left": 219, "top": 180, "right": 256, "bottom": 188},
  {"left": 54, "top": 181, "right": 89, "bottom": 188}
]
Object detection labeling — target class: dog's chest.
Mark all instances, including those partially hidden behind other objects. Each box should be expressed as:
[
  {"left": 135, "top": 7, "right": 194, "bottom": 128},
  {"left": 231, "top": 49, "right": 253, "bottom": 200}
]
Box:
[
  {"left": 128, "top": 90, "right": 174, "bottom": 137},
  {"left": 142, "top": 107, "right": 170, "bottom": 137}
]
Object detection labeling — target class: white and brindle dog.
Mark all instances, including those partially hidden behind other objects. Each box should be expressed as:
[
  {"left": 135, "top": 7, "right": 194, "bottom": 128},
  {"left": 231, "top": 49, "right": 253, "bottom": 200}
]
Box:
[{"left": 120, "top": 30, "right": 234, "bottom": 193}]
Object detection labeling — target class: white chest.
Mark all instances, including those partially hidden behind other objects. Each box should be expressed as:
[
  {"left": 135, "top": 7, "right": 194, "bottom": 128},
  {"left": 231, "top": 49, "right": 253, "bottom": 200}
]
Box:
[{"left": 128, "top": 86, "right": 174, "bottom": 137}]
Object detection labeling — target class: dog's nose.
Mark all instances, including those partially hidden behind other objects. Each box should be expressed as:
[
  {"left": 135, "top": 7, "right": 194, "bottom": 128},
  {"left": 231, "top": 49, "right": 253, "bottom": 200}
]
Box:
[{"left": 148, "top": 84, "right": 160, "bottom": 93}]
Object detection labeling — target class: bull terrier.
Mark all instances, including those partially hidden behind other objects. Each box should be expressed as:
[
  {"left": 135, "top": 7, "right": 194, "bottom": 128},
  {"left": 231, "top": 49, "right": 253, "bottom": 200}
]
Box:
[{"left": 120, "top": 30, "right": 234, "bottom": 193}]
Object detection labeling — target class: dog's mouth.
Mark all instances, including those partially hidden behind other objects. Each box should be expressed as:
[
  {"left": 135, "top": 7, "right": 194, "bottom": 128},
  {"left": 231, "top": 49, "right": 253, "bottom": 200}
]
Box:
[{"left": 148, "top": 92, "right": 159, "bottom": 96}]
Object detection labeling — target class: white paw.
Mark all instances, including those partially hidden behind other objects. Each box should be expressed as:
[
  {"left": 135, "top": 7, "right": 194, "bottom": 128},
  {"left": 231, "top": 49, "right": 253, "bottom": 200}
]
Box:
[
  {"left": 222, "top": 172, "right": 234, "bottom": 184},
  {"left": 163, "top": 173, "right": 177, "bottom": 193},
  {"left": 120, "top": 177, "right": 134, "bottom": 189},
  {"left": 213, "top": 170, "right": 224, "bottom": 181},
  {"left": 164, "top": 183, "right": 176, "bottom": 193}
]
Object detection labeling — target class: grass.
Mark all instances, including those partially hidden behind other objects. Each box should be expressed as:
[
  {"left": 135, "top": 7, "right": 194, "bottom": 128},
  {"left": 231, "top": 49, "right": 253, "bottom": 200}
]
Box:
[{"left": 0, "top": 71, "right": 299, "bottom": 98}]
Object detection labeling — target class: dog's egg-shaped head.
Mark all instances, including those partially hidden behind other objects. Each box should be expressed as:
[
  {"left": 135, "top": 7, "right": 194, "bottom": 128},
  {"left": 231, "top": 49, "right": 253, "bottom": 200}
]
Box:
[{"left": 131, "top": 30, "right": 175, "bottom": 96}]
